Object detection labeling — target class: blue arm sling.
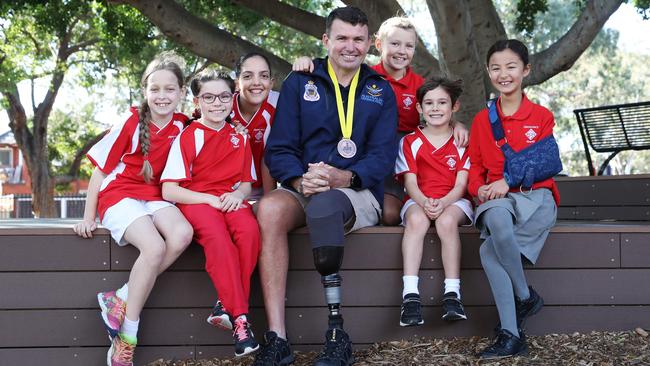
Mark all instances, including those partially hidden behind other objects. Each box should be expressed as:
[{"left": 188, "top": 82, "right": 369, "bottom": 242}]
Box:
[{"left": 487, "top": 99, "right": 563, "bottom": 189}]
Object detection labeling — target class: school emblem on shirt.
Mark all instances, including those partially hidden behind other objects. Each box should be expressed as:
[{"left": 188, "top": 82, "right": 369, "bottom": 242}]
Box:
[
  {"left": 525, "top": 129, "right": 537, "bottom": 141},
  {"left": 403, "top": 96, "right": 413, "bottom": 108},
  {"left": 254, "top": 129, "right": 264, "bottom": 142},
  {"left": 230, "top": 134, "right": 241, "bottom": 148},
  {"left": 446, "top": 157, "right": 457, "bottom": 169},
  {"left": 303, "top": 80, "right": 320, "bottom": 102}
]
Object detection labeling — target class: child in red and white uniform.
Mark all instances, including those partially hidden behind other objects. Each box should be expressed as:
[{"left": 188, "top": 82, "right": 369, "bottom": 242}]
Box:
[
  {"left": 292, "top": 17, "right": 469, "bottom": 225},
  {"left": 394, "top": 77, "right": 473, "bottom": 327},
  {"left": 471, "top": 40, "right": 559, "bottom": 359},
  {"left": 161, "top": 70, "right": 260, "bottom": 358},
  {"left": 73, "top": 52, "right": 193, "bottom": 366},
  {"left": 230, "top": 52, "right": 279, "bottom": 203}
]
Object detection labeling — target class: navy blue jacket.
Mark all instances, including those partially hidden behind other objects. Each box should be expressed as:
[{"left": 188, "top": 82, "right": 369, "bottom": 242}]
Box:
[{"left": 265, "top": 57, "right": 398, "bottom": 206}]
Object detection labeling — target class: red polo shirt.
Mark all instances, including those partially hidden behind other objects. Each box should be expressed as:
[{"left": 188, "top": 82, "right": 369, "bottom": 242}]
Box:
[
  {"left": 468, "top": 95, "right": 560, "bottom": 204},
  {"left": 371, "top": 63, "right": 424, "bottom": 133}
]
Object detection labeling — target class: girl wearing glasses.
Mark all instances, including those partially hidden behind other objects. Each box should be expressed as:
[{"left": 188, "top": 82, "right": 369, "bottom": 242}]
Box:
[
  {"left": 230, "top": 52, "right": 278, "bottom": 203},
  {"left": 161, "top": 69, "right": 261, "bottom": 357}
]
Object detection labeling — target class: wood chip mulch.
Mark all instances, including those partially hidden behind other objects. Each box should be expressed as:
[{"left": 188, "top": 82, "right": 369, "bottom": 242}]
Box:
[{"left": 147, "top": 329, "right": 650, "bottom": 366}]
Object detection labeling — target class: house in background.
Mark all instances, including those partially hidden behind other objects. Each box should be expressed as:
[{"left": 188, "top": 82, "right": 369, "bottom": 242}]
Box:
[
  {"left": 0, "top": 130, "right": 88, "bottom": 196},
  {"left": 0, "top": 130, "right": 31, "bottom": 195}
]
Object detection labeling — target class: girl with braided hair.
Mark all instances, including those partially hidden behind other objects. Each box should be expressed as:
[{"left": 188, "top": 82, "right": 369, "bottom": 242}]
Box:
[{"left": 73, "top": 52, "right": 193, "bottom": 366}]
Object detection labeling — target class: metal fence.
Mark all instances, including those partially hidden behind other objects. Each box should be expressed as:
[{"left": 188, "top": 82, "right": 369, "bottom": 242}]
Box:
[{"left": 0, "top": 194, "right": 86, "bottom": 219}]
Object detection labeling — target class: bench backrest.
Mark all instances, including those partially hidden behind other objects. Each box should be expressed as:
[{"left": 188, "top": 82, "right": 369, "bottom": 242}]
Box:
[{"left": 573, "top": 101, "right": 650, "bottom": 175}]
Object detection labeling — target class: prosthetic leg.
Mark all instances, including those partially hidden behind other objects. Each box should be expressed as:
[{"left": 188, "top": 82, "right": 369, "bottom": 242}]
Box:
[{"left": 313, "top": 246, "right": 345, "bottom": 329}]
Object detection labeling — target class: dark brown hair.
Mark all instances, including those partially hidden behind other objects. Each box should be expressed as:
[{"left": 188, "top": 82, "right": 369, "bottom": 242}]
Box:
[{"left": 416, "top": 76, "right": 464, "bottom": 105}]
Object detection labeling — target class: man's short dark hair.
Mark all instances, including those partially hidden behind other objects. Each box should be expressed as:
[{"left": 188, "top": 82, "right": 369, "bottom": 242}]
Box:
[{"left": 325, "top": 6, "right": 369, "bottom": 35}]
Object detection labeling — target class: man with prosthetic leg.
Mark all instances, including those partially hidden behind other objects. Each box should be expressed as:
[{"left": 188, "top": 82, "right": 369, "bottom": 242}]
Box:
[{"left": 253, "top": 6, "right": 398, "bottom": 366}]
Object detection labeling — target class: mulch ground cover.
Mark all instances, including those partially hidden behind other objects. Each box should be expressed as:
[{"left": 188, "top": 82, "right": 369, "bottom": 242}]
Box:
[{"left": 147, "top": 329, "right": 650, "bottom": 366}]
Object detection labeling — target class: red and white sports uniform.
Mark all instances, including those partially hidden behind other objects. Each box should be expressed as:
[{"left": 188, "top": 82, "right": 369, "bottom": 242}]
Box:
[
  {"left": 161, "top": 121, "right": 259, "bottom": 318},
  {"left": 395, "top": 128, "right": 473, "bottom": 224},
  {"left": 87, "top": 107, "right": 187, "bottom": 220},
  {"left": 372, "top": 63, "right": 424, "bottom": 133},
  {"left": 396, "top": 128, "right": 470, "bottom": 200},
  {"left": 468, "top": 94, "right": 560, "bottom": 204},
  {"left": 230, "top": 90, "right": 278, "bottom": 191}
]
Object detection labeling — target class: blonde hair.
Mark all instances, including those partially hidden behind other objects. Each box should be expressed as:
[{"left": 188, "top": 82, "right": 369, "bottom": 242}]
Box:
[
  {"left": 138, "top": 51, "right": 186, "bottom": 183},
  {"left": 375, "top": 16, "right": 416, "bottom": 42}
]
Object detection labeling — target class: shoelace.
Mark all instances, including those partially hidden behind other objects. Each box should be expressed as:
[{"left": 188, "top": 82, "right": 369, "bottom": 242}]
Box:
[
  {"left": 115, "top": 338, "right": 135, "bottom": 363},
  {"left": 234, "top": 319, "right": 250, "bottom": 341}
]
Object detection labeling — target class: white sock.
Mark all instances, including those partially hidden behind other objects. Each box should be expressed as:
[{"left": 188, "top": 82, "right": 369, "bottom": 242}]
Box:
[
  {"left": 120, "top": 316, "right": 139, "bottom": 341},
  {"left": 444, "top": 278, "right": 461, "bottom": 299},
  {"left": 402, "top": 275, "right": 419, "bottom": 298},
  {"left": 116, "top": 283, "right": 128, "bottom": 301}
]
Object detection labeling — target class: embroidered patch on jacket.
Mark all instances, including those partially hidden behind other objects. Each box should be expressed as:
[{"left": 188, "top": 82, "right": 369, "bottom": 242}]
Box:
[
  {"left": 361, "top": 83, "right": 384, "bottom": 105},
  {"left": 303, "top": 80, "right": 320, "bottom": 101}
]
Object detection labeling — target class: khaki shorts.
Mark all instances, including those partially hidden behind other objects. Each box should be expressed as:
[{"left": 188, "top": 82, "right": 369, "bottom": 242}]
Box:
[{"left": 278, "top": 186, "right": 381, "bottom": 233}]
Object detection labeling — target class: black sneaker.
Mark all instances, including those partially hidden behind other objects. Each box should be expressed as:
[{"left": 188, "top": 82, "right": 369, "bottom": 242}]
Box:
[
  {"left": 252, "top": 331, "right": 295, "bottom": 366},
  {"left": 516, "top": 286, "right": 543, "bottom": 328},
  {"left": 478, "top": 328, "right": 528, "bottom": 359},
  {"left": 233, "top": 316, "right": 259, "bottom": 357},
  {"left": 206, "top": 300, "right": 232, "bottom": 330},
  {"left": 313, "top": 328, "right": 354, "bottom": 366},
  {"left": 399, "top": 293, "right": 423, "bottom": 327},
  {"left": 441, "top": 292, "right": 467, "bottom": 321}
]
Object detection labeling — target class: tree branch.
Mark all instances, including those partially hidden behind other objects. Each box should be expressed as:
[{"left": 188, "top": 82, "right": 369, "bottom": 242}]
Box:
[
  {"left": 231, "top": 0, "right": 325, "bottom": 38},
  {"left": 65, "top": 129, "right": 109, "bottom": 179},
  {"left": 110, "top": 0, "right": 293, "bottom": 81},
  {"left": 527, "top": 0, "right": 624, "bottom": 86}
]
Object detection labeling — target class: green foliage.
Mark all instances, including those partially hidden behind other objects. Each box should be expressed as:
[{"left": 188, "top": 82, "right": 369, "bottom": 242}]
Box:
[
  {"left": 515, "top": 0, "right": 548, "bottom": 34},
  {"left": 632, "top": 0, "right": 650, "bottom": 19},
  {"left": 48, "top": 103, "right": 103, "bottom": 180}
]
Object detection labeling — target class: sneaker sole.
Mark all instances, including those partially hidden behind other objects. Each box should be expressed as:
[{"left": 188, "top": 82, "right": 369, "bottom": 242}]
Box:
[
  {"left": 442, "top": 312, "right": 468, "bottom": 321},
  {"left": 97, "top": 293, "right": 120, "bottom": 340},
  {"left": 207, "top": 315, "right": 233, "bottom": 330},
  {"left": 399, "top": 319, "right": 424, "bottom": 327},
  {"left": 106, "top": 341, "right": 115, "bottom": 366},
  {"left": 235, "top": 343, "right": 260, "bottom": 357},
  {"left": 479, "top": 344, "right": 529, "bottom": 359}
]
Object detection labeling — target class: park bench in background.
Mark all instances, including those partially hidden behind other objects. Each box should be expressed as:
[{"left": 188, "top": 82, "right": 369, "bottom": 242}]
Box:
[
  {"left": 1, "top": 175, "right": 649, "bottom": 365},
  {"left": 574, "top": 101, "right": 650, "bottom": 175}
]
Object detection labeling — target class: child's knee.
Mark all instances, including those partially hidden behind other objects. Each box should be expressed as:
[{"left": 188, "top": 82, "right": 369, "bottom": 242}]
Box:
[
  {"left": 142, "top": 242, "right": 166, "bottom": 266},
  {"left": 435, "top": 215, "right": 457, "bottom": 235},
  {"left": 405, "top": 210, "right": 429, "bottom": 231}
]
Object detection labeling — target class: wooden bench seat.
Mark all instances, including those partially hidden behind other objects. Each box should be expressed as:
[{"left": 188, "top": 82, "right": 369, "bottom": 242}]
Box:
[{"left": 1, "top": 219, "right": 649, "bottom": 365}]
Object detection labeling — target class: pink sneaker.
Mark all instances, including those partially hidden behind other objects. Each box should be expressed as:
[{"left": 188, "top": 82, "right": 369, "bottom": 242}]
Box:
[
  {"left": 206, "top": 300, "right": 233, "bottom": 330},
  {"left": 98, "top": 291, "right": 126, "bottom": 339},
  {"left": 107, "top": 334, "right": 136, "bottom": 366}
]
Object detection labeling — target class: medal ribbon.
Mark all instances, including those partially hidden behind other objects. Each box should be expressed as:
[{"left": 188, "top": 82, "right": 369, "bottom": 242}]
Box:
[{"left": 327, "top": 59, "right": 360, "bottom": 140}]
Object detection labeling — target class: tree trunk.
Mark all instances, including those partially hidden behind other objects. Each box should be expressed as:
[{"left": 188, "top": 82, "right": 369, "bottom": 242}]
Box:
[
  {"left": 29, "top": 160, "right": 56, "bottom": 218},
  {"left": 427, "top": 0, "right": 485, "bottom": 124}
]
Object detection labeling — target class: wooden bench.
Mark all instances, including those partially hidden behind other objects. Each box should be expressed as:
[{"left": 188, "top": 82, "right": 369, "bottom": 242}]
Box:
[
  {"left": 574, "top": 101, "right": 650, "bottom": 175},
  {"left": 555, "top": 174, "right": 650, "bottom": 221},
  {"left": 1, "top": 219, "right": 650, "bottom": 365}
]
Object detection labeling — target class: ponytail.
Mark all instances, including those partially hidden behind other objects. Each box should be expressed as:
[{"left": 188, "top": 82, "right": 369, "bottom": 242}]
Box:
[{"left": 138, "top": 101, "right": 154, "bottom": 183}]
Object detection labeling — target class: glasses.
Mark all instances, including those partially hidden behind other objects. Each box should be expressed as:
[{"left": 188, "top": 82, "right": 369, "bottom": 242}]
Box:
[{"left": 197, "top": 92, "right": 233, "bottom": 104}]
